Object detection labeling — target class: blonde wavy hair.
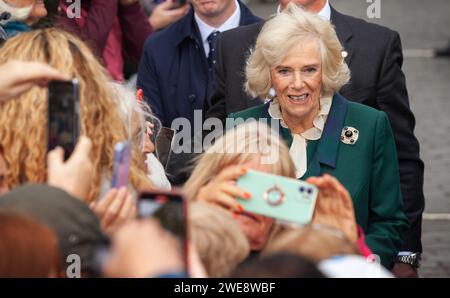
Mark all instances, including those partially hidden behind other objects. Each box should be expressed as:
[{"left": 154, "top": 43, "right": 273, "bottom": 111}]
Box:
[
  {"left": 245, "top": 3, "right": 350, "bottom": 99},
  {"left": 184, "top": 121, "right": 296, "bottom": 201},
  {"left": 0, "top": 28, "right": 152, "bottom": 202}
]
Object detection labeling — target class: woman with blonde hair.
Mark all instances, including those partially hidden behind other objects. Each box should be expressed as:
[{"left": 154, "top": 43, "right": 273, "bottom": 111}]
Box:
[
  {"left": 229, "top": 4, "right": 408, "bottom": 268},
  {"left": 0, "top": 28, "right": 151, "bottom": 202},
  {"left": 186, "top": 121, "right": 375, "bottom": 272},
  {"left": 184, "top": 121, "right": 295, "bottom": 251}
]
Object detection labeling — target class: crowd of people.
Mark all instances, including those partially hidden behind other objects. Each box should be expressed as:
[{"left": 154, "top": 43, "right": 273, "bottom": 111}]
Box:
[{"left": 0, "top": 0, "right": 425, "bottom": 278}]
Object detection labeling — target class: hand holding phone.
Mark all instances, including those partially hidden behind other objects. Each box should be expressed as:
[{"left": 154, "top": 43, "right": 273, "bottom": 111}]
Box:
[
  {"left": 236, "top": 170, "right": 318, "bottom": 225},
  {"left": 47, "top": 136, "right": 93, "bottom": 201}
]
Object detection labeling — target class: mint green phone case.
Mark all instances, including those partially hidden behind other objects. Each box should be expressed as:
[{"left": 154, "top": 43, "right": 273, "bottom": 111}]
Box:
[{"left": 236, "top": 170, "right": 318, "bottom": 225}]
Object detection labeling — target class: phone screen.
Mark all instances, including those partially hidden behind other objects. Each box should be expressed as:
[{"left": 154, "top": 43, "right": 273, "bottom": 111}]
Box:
[
  {"left": 154, "top": 126, "right": 175, "bottom": 168},
  {"left": 47, "top": 80, "right": 79, "bottom": 159},
  {"left": 138, "top": 190, "right": 187, "bottom": 271},
  {"left": 111, "top": 142, "right": 131, "bottom": 188}
]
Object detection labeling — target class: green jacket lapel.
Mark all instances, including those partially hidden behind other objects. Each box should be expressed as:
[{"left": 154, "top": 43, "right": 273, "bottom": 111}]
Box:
[{"left": 303, "top": 93, "right": 348, "bottom": 177}]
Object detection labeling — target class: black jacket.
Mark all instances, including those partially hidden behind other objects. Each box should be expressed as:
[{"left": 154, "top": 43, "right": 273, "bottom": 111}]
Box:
[
  {"left": 137, "top": 1, "right": 261, "bottom": 127},
  {"left": 205, "top": 6, "right": 424, "bottom": 253}
]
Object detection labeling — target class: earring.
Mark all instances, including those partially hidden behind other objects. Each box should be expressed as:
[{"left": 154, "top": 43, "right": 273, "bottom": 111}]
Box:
[
  {"left": 264, "top": 87, "right": 276, "bottom": 103},
  {"left": 268, "top": 87, "right": 276, "bottom": 99}
]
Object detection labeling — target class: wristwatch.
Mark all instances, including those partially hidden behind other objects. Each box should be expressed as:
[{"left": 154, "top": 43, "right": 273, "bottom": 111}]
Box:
[{"left": 395, "top": 252, "right": 421, "bottom": 268}]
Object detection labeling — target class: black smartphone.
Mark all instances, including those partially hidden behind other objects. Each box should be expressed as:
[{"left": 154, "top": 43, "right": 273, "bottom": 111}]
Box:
[
  {"left": 138, "top": 188, "right": 188, "bottom": 272},
  {"left": 155, "top": 126, "right": 175, "bottom": 168},
  {"left": 47, "top": 79, "right": 80, "bottom": 160}
]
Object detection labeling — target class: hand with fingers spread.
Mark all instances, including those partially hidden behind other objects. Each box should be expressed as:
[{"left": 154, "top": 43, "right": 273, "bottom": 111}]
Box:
[
  {"left": 307, "top": 174, "right": 358, "bottom": 244},
  {"left": 195, "top": 165, "right": 252, "bottom": 213},
  {"left": 47, "top": 136, "right": 93, "bottom": 201},
  {"left": 148, "top": 0, "right": 190, "bottom": 31},
  {"left": 0, "top": 61, "right": 68, "bottom": 103},
  {"left": 90, "top": 187, "right": 137, "bottom": 235}
]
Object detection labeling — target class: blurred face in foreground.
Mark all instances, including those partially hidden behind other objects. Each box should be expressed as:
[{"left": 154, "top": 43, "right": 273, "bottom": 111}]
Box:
[{"left": 233, "top": 158, "right": 274, "bottom": 251}]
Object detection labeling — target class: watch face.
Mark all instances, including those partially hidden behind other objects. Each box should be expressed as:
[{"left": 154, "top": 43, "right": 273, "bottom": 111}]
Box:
[{"left": 263, "top": 185, "right": 285, "bottom": 206}]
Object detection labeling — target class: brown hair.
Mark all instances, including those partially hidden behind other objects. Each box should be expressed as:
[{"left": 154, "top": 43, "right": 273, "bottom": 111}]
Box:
[
  {"left": 0, "top": 28, "right": 152, "bottom": 202},
  {"left": 0, "top": 210, "right": 61, "bottom": 277}
]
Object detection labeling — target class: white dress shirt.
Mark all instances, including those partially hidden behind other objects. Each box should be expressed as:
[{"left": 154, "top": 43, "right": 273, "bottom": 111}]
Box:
[{"left": 194, "top": 0, "right": 241, "bottom": 57}]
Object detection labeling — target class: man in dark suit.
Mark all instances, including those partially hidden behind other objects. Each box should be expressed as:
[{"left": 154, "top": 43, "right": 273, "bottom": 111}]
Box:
[
  {"left": 137, "top": 0, "right": 261, "bottom": 127},
  {"left": 205, "top": 0, "right": 424, "bottom": 277}
]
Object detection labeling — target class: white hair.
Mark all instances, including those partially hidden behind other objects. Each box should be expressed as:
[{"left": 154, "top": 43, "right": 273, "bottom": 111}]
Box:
[
  {"left": 245, "top": 3, "right": 350, "bottom": 99},
  {"left": 109, "top": 82, "right": 161, "bottom": 143}
]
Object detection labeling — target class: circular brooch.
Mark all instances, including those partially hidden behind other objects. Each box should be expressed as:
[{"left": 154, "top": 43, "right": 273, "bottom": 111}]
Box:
[{"left": 340, "top": 126, "right": 359, "bottom": 145}]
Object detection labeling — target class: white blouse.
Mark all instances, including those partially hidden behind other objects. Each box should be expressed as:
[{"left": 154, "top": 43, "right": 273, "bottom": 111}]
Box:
[{"left": 268, "top": 96, "right": 333, "bottom": 178}]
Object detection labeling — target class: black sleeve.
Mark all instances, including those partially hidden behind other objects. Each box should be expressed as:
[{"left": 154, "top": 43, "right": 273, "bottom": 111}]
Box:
[
  {"left": 376, "top": 30, "right": 425, "bottom": 253},
  {"left": 137, "top": 39, "right": 166, "bottom": 126}
]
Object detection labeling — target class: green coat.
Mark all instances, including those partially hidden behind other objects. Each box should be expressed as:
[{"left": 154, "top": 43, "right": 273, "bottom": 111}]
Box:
[{"left": 228, "top": 93, "right": 409, "bottom": 268}]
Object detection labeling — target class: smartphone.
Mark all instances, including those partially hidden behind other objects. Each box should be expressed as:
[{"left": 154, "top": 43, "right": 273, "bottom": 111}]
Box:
[
  {"left": 138, "top": 189, "right": 188, "bottom": 272},
  {"left": 47, "top": 79, "right": 80, "bottom": 160},
  {"left": 147, "top": 114, "right": 162, "bottom": 146},
  {"left": 111, "top": 141, "right": 131, "bottom": 188},
  {"left": 236, "top": 170, "right": 318, "bottom": 225}
]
